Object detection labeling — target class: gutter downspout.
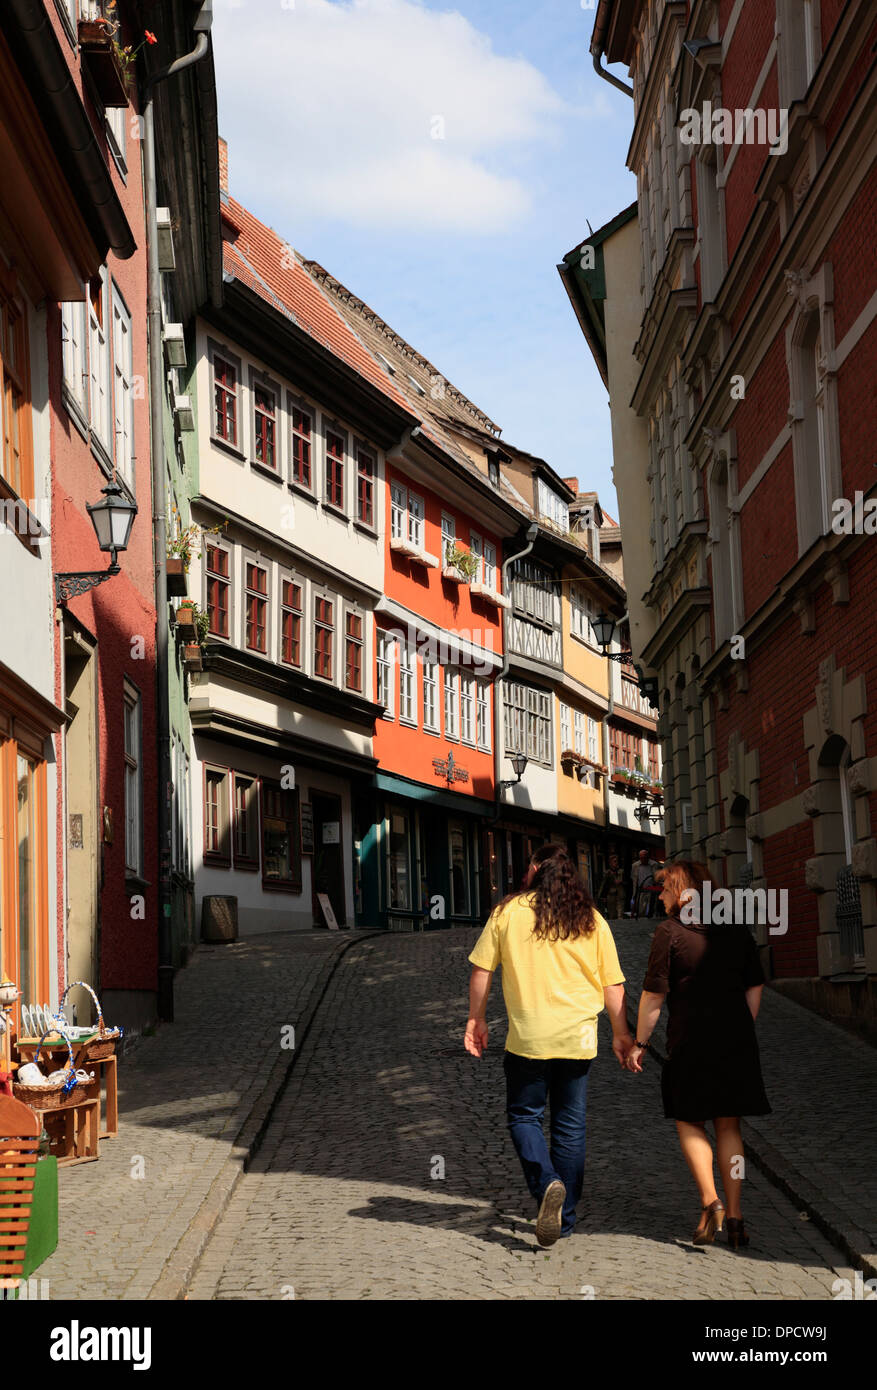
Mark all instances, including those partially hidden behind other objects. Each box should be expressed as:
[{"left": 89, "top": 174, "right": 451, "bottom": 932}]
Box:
[
  {"left": 589, "top": 0, "right": 634, "bottom": 99},
  {"left": 493, "top": 523, "right": 539, "bottom": 835},
  {"left": 143, "top": 7, "right": 212, "bottom": 1022}
]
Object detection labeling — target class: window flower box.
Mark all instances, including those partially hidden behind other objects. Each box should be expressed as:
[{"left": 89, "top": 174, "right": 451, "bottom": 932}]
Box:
[
  {"left": 175, "top": 600, "right": 198, "bottom": 644},
  {"left": 78, "top": 19, "right": 130, "bottom": 106},
  {"left": 442, "top": 545, "right": 479, "bottom": 584},
  {"left": 166, "top": 556, "right": 187, "bottom": 597},
  {"left": 182, "top": 643, "right": 203, "bottom": 671}
]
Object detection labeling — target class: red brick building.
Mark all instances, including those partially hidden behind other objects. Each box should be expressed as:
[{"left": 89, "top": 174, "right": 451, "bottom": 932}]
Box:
[{"left": 574, "top": 0, "right": 877, "bottom": 1023}]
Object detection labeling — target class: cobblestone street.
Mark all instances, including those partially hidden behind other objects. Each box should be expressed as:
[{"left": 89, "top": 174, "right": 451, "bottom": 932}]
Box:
[{"left": 184, "top": 926, "right": 861, "bottom": 1301}]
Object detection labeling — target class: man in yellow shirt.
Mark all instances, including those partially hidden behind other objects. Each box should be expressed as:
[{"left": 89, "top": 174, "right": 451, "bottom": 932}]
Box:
[{"left": 465, "top": 845, "right": 632, "bottom": 1246}]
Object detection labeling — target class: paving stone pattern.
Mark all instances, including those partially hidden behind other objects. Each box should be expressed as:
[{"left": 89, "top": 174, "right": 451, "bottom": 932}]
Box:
[
  {"left": 185, "top": 927, "right": 860, "bottom": 1301},
  {"left": 38, "top": 931, "right": 349, "bottom": 1300}
]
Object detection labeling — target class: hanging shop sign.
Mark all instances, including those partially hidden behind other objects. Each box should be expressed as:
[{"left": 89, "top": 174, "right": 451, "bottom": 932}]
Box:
[{"left": 432, "top": 750, "right": 469, "bottom": 786}]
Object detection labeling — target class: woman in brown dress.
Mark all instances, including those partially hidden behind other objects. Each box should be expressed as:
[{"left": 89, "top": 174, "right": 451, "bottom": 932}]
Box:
[
  {"left": 598, "top": 854, "right": 624, "bottom": 920},
  {"left": 625, "top": 860, "right": 770, "bottom": 1249}
]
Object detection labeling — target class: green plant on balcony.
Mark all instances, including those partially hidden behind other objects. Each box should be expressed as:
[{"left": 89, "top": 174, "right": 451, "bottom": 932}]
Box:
[
  {"left": 167, "top": 516, "right": 226, "bottom": 571},
  {"left": 443, "top": 544, "right": 479, "bottom": 583},
  {"left": 94, "top": 3, "right": 158, "bottom": 90}
]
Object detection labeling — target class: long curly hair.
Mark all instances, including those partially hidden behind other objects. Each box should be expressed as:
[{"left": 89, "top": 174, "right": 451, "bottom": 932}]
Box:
[{"left": 515, "top": 844, "right": 597, "bottom": 941}]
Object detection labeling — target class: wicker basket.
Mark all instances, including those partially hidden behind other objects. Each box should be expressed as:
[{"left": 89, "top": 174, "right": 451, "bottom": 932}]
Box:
[
  {"left": 58, "top": 980, "right": 122, "bottom": 1061},
  {"left": 12, "top": 1029, "right": 90, "bottom": 1111}
]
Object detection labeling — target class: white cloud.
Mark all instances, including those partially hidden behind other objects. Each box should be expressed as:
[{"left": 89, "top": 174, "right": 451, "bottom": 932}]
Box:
[{"left": 213, "top": 0, "right": 566, "bottom": 232}]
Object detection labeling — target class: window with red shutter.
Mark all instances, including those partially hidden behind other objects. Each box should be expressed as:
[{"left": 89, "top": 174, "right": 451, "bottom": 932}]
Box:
[
  {"left": 346, "top": 611, "right": 363, "bottom": 692},
  {"left": 291, "top": 406, "right": 312, "bottom": 488},
  {"left": 314, "top": 595, "right": 334, "bottom": 679},
  {"left": 245, "top": 562, "right": 268, "bottom": 653},
  {"left": 325, "top": 431, "right": 344, "bottom": 509},
  {"left": 357, "top": 447, "right": 374, "bottom": 527},
  {"left": 253, "top": 385, "right": 276, "bottom": 470},
  {"left": 281, "top": 579, "right": 303, "bottom": 667},
  {"left": 206, "top": 546, "right": 230, "bottom": 638},
  {"left": 213, "top": 355, "right": 237, "bottom": 445}
]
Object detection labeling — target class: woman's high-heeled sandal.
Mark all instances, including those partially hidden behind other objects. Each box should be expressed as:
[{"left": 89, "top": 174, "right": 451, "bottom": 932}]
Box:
[
  {"left": 726, "top": 1217, "right": 750, "bottom": 1250},
  {"left": 692, "top": 1199, "right": 726, "bottom": 1245}
]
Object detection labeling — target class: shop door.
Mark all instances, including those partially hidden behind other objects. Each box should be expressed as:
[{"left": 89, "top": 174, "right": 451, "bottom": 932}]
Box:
[{"left": 311, "top": 792, "right": 345, "bottom": 926}]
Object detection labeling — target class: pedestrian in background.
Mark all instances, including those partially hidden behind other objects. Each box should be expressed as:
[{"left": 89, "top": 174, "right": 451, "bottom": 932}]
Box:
[
  {"left": 464, "top": 844, "right": 632, "bottom": 1247},
  {"left": 625, "top": 860, "right": 770, "bottom": 1249},
  {"left": 598, "top": 852, "right": 624, "bottom": 920},
  {"left": 631, "top": 848, "right": 659, "bottom": 918}
]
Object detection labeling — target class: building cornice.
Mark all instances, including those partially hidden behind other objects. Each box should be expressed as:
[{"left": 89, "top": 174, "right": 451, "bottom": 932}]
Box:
[{"left": 190, "top": 706, "right": 378, "bottom": 776}]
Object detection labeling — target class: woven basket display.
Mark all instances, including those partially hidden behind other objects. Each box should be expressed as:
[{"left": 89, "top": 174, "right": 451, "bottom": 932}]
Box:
[
  {"left": 58, "top": 980, "right": 122, "bottom": 1061},
  {"left": 12, "top": 1029, "right": 90, "bottom": 1111}
]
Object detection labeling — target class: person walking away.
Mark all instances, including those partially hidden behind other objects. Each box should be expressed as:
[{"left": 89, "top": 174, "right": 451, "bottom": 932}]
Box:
[
  {"left": 625, "top": 860, "right": 770, "bottom": 1248},
  {"left": 631, "top": 848, "right": 659, "bottom": 918},
  {"left": 598, "top": 853, "right": 624, "bottom": 920},
  {"left": 464, "top": 845, "right": 632, "bottom": 1247}
]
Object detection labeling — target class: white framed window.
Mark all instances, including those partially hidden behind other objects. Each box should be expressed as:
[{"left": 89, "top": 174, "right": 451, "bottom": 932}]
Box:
[
  {"left": 123, "top": 682, "right": 142, "bottom": 877},
  {"left": 399, "top": 644, "right": 417, "bottom": 725},
  {"left": 460, "top": 674, "right": 475, "bottom": 746},
  {"left": 503, "top": 682, "right": 552, "bottom": 766},
  {"left": 377, "top": 630, "right": 395, "bottom": 719},
  {"left": 390, "top": 481, "right": 405, "bottom": 540},
  {"left": 476, "top": 681, "right": 491, "bottom": 751},
  {"left": 483, "top": 541, "right": 497, "bottom": 592},
  {"left": 588, "top": 716, "right": 599, "bottom": 763},
  {"left": 570, "top": 585, "right": 594, "bottom": 643},
  {"left": 444, "top": 667, "right": 459, "bottom": 740},
  {"left": 574, "top": 709, "right": 586, "bottom": 756},
  {"left": 61, "top": 300, "right": 88, "bottom": 416},
  {"left": 536, "top": 478, "right": 569, "bottom": 532},
  {"left": 112, "top": 282, "right": 134, "bottom": 485},
  {"left": 423, "top": 659, "right": 439, "bottom": 732},
  {"left": 408, "top": 493, "right": 424, "bottom": 548},
  {"left": 441, "top": 513, "right": 456, "bottom": 564},
  {"left": 106, "top": 106, "right": 127, "bottom": 174},
  {"left": 88, "top": 270, "right": 111, "bottom": 451},
  {"left": 560, "top": 702, "right": 571, "bottom": 750},
  {"left": 470, "top": 532, "right": 483, "bottom": 581}
]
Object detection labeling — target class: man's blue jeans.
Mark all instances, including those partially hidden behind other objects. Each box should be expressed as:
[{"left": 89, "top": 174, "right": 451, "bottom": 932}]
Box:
[{"left": 503, "top": 1051, "right": 592, "bottom": 1237}]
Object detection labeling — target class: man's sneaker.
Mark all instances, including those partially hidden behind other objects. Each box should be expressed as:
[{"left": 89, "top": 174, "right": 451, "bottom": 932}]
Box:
[{"left": 535, "top": 1179, "right": 566, "bottom": 1247}]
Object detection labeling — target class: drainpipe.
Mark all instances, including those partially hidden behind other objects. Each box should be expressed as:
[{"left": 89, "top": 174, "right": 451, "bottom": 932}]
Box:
[
  {"left": 143, "top": 3, "right": 213, "bottom": 1022},
  {"left": 493, "top": 522, "right": 539, "bottom": 832},
  {"left": 590, "top": 0, "right": 634, "bottom": 99}
]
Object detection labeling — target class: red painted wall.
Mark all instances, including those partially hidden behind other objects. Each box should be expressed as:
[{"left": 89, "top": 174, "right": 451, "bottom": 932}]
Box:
[{"left": 374, "top": 469, "right": 503, "bottom": 803}]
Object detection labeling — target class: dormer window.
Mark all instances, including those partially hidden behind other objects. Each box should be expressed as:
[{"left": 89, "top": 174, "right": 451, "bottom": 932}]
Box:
[{"left": 536, "top": 478, "right": 569, "bottom": 532}]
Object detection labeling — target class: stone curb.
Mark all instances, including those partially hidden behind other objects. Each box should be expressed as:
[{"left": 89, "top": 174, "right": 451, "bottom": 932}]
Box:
[
  {"left": 146, "top": 930, "right": 383, "bottom": 1301},
  {"left": 624, "top": 999, "right": 877, "bottom": 1280}
]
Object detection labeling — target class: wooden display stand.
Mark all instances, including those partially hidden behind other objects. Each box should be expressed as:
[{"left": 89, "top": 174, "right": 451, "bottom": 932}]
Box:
[
  {"left": 15, "top": 1035, "right": 118, "bottom": 1141},
  {"left": 42, "top": 1095, "right": 100, "bottom": 1167}
]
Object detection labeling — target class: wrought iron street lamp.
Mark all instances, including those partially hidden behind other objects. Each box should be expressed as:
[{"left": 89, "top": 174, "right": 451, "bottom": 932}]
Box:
[
  {"left": 499, "top": 752, "right": 528, "bottom": 790},
  {"left": 54, "top": 481, "right": 137, "bottom": 603}
]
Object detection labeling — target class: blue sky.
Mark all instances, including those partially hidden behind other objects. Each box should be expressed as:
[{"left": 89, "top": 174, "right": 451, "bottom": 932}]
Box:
[{"left": 212, "top": 0, "right": 637, "bottom": 515}]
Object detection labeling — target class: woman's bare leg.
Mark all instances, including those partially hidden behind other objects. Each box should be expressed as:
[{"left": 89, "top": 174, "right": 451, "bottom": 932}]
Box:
[
  {"left": 714, "top": 1116, "right": 744, "bottom": 1219},
  {"left": 675, "top": 1120, "right": 719, "bottom": 1231}
]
